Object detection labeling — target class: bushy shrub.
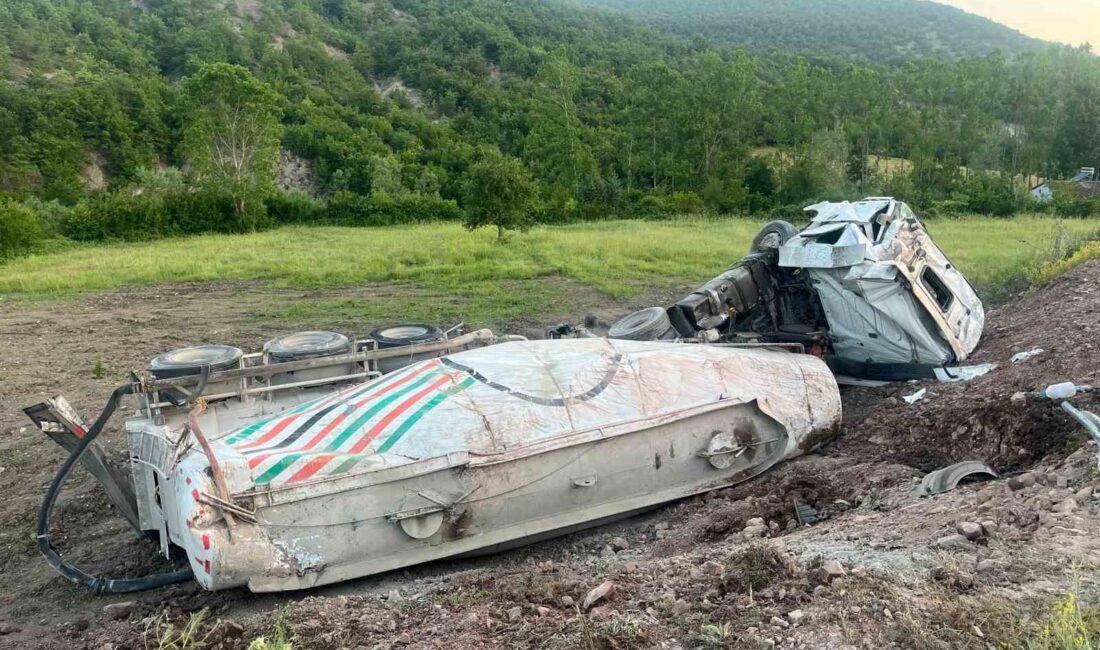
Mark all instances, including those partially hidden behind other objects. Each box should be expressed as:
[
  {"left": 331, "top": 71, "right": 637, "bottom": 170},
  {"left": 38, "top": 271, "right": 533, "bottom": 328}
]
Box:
[
  {"left": 62, "top": 189, "right": 243, "bottom": 241},
  {"left": 1051, "top": 193, "right": 1100, "bottom": 218},
  {"left": 954, "top": 174, "right": 1021, "bottom": 216},
  {"left": 663, "top": 191, "right": 705, "bottom": 214},
  {"left": 779, "top": 159, "right": 821, "bottom": 205},
  {"left": 0, "top": 198, "right": 44, "bottom": 259},
  {"left": 265, "top": 191, "right": 324, "bottom": 224},
  {"left": 322, "top": 191, "right": 462, "bottom": 226}
]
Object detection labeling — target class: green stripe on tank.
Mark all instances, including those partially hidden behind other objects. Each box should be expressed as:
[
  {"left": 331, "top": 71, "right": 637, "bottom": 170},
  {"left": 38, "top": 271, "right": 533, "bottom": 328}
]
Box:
[
  {"left": 319, "top": 370, "right": 442, "bottom": 453},
  {"left": 249, "top": 371, "right": 444, "bottom": 485},
  {"left": 226, "top": 365, "right": 418, "bottom": 445},
  {"left": 376, "top": 378, "right": 474, "bottom": 453},
  {"left": 254, "top": 454, "right": 301, "bottom": 485},
  {"left": 225, "top": 397, "right": 318, "bottom": 445},
  {"left": 329, "top": 377, "right": 473, "bottom": 476}
]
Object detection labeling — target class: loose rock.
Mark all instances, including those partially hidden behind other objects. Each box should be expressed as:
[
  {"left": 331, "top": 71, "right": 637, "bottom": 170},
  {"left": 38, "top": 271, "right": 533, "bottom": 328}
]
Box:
[
  {"left": 934, "top": 534, "right": 972, "bottom": 550},
  {"left": 582, "top": 581, "right": 616, "bottom": 611},
  {"left": 1008, "top": 473, "right": 1036, "bottom": 491},
  {"left": 822, "top": 559, "right": 846, "bottom": 578},
  {"left": 103, "top": 602, "right": 135, "bottom": 621},
  {"left": 956, "top": 521, "right": 983, "bottom": 540},
  {"left": 1052, "top": 498, "right": 1077, "bottom": 514}
]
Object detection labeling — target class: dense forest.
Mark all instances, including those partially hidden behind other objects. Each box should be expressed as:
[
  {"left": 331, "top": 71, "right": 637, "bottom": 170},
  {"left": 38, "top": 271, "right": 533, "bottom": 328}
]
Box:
[
  {"left": 1, "top": 0, "right": 1099, "bottom": 257},
  {"left": 578, "top": 0, "right": 1044, "bottom": 62}
]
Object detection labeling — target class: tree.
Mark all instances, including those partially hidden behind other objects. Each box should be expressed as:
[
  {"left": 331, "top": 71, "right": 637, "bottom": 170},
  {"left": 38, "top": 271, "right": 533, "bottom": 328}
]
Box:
[
  {"left": 180, "top": 63, "right": 283, "bottom": 230},
  {"left": 524, "top": 49, "right": 598, "bottom": 206},
  {"left": 463, "top": 147, "right": 536, "bottom": 240}
]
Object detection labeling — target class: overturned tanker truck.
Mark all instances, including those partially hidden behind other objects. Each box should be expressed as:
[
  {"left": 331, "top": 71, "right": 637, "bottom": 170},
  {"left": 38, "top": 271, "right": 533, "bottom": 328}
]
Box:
[
  {"left": 24, "top": 197, "right": 977, "bottom": 594},
  {"left": 27, "top": 330, "right": 840, "bottom": 593}
]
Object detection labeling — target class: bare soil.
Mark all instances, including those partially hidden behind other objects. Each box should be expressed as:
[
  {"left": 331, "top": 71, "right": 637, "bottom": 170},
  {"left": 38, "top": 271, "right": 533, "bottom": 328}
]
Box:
[{"left": 1, "top": 263, "right": 1098, "bottom": 650}]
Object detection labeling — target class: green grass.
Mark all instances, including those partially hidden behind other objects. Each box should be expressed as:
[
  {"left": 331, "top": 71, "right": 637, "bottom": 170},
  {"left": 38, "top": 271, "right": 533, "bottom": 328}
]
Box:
[{"left": 0, "top": 216, "right": 1095, "bottom": 326}]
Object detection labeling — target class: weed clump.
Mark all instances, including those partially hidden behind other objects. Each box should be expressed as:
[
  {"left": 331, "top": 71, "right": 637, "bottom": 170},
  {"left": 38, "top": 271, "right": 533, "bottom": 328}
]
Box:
[{"left": 720, "top": 543, "right": 792, "bottom": 594}]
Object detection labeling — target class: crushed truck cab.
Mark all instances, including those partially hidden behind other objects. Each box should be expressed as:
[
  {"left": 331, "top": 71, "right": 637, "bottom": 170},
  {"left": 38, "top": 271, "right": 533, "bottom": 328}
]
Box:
[{"left": 660, "top": 198, "right": 984, "bottom": 380}]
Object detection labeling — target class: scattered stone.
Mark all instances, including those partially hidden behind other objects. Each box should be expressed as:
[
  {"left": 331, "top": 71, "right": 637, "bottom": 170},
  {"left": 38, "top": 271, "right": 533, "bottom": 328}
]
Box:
[
  {"left": 787, "top": 609, "right": 804, "bottom": 625},
  {"left": 934, "top": 534, "right": 972, "bottom": 550},
  {"left": 561, "top": 596, "right": 575, "bottom": 608},
  {"left": 600, "top": 545, "right": 616, "bottom": 559},
  {"left": 654, "top": 522, "right": 670, "bottom": 532},
  {"left": 976, "top": 559, "right": 1003, "bottom": 573},
  {"left": 1055, "top": 475, "right": 1070, "bottom": 489},
  {"left": 956, "top": 521, "right": 984, "bottom": 540},
  {"left": 769, "top": 616, "right": 790, "bottom": 629},
  {"left": 1008, "top": 473, "right": 1036, "bottom": 491},
  {"left": 507, "top": 606, "right": 522, "bottom": 622},
  {"left": 610, "top": 536, "right": 629, "bottom": 552},
  {"left": 1075, "top": 486, "right": 1093, "bottom": 502},
  {"left": 883, "top": 608, "right": 893, "bottom": 620},
  {"left": 1011, "top": 392, "right": 1027, "bottom": 402},
  {"left": 397, "top": 632, "right": 412, "bottom": 645},
  {"left": 582, "top": 581, "right": 616, "bottom": 611},
  {"left": 671, "top": 600, "right": 691, "bottom": 616},
  {"left": 0, "top": 623, "right": 20, "bottom": 635},
  {"left": 536, "top": 606, "right": 551, "bottom": 617},
  {"left": 220, "top": 620, "right": 244, "bottom": 638},
  {"left": 822, "top": 559, "right": 847, "bottom": 578},
  {"left": 702, "top": 560, "right": 724, "bottom": 576},
  {"left": 979, "top": 520, "right": 998, "bottom": 536},
  {"left": 103, "top": 602, "right": 135, "bottom": 621},
  {"left": 1052, "top": 498, "right": 1077, "bottom": 514}
]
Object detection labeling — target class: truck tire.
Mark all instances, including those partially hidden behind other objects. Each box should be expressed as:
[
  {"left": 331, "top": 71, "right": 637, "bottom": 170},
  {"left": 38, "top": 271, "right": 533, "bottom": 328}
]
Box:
[
  {"left": 608, "top": 307, "right": 675, "bottom": 341},
  {"left": 264, "top": 331, "right": 351, "bottom": 363},
  {"left": 368, "top": 324, "right": 445, "bottom": 348},
  {"left": 368, "top": 324, "right": 446, "bottom": 374},
  {"left": 750, "top": 220, "right": 799, "bottom": 254},
  {"left": 147, "top": 345, "right": 244, "bottom": 379}
]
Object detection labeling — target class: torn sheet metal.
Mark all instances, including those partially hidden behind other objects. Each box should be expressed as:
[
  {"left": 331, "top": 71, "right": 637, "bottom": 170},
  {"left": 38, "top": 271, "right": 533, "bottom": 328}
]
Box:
[
  {"left": 933, "top": 363, "right": 997, "bottom": 382},
  {"left": 903, "top": 388, "right": 927, "bottom": 404},
  {"left": 913, "top": 461, "right": 997, "bottom": 497},
  {"left": 1010, "top": 348, "right": 1045, "bottom": 363}
]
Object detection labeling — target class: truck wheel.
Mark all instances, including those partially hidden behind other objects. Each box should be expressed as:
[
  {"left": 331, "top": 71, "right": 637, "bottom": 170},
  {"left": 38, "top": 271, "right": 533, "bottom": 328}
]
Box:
[
  {"left": 608, "top": 307, "right": 675, "bottom": 341},
  {"left": 368, "top": 324, "right": 445, "bottom": 348},
  {"left": 750, "top": 220, "right": 799, "bottom": 254},
  {"left": 264, "top": 331, "right": 351, "bottom": 363},
  {"left": 147, "top": 345, "right": 244, "bottom": 379}
]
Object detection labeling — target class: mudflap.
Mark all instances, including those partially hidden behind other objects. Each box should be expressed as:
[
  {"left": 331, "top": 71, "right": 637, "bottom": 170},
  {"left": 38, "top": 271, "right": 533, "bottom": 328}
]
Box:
[{"left": 23, "top": 395, "right": 142, "bottom": 533}]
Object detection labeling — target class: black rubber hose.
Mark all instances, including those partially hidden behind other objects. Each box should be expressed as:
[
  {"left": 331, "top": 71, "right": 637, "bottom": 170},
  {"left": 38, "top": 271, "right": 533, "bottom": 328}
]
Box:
[{"left": 36, "top": 383, "right": 194, "bottom": 594}]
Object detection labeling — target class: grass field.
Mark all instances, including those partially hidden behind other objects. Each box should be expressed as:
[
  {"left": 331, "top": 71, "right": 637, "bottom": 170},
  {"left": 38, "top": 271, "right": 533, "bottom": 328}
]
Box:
[{"left": 0, "top": 215, "right": 1096, "bottom": 326}]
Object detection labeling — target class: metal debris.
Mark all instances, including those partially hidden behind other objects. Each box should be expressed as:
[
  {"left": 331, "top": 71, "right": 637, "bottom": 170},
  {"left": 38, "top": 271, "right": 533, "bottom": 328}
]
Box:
[
  {"left": 903, "top": 388, "right": 927, "bottom": 404},
  {"left": 913, "top": 461, "right": 998, "bottom": 497},
  {"left": 1010, "top": 348, "right": 1044, "bottom": 363}
]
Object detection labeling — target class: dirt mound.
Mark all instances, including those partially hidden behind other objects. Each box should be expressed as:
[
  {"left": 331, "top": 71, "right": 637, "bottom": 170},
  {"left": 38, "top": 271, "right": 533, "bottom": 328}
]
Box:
[{"left": 839, "top": 259, "right": 1100, "bottom": 473}]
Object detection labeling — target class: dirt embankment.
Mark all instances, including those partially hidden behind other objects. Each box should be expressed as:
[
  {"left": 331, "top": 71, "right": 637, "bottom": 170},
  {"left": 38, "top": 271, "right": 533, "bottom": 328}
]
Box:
[{"left": 1, "top": 263, "right": 1098, "bottom": 649}]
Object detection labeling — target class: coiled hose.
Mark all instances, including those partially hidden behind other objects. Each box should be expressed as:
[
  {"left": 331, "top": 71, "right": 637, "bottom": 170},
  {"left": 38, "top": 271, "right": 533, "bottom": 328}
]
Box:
[{"left": 36, "top": 383, "right": 194, "bottom": 593}]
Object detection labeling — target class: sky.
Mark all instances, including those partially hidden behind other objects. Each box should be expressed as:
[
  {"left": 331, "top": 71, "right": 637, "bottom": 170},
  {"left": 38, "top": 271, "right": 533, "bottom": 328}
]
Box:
[{"left": 935, "top": 0, "right": 1099, "bottom": 48}]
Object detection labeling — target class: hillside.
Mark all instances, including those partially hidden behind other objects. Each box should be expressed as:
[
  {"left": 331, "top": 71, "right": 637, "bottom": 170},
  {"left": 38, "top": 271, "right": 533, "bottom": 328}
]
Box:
[
  {"left": 1, "top": 0, "right": 1099, "bottom": 261},
  {"left": 577, "top": 0, "right": 1045, "bottom": 62}
]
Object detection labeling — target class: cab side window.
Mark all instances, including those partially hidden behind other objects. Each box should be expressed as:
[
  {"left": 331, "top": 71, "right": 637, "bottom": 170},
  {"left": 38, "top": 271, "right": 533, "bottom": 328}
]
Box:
[{"left": 921, "top": 268, "right": 953, "bottom": 311}]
